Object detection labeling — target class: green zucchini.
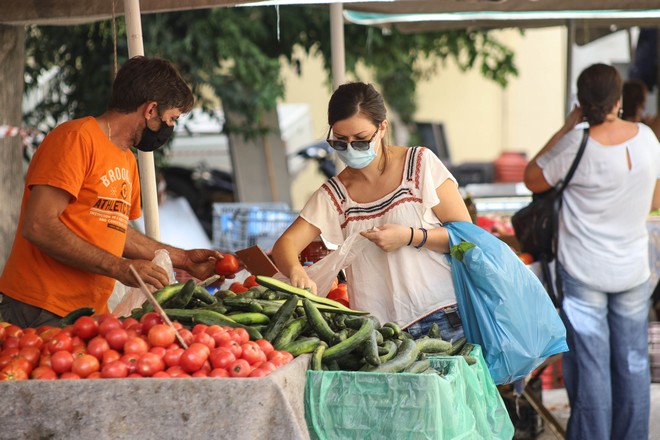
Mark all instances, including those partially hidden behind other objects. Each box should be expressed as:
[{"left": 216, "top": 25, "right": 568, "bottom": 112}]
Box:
[
  {"left": 273, "top": 317, "right": 308, "bottom": 350},
  {"left": 377, "top": 326, "right": 396, "bottom": 340},
  {"left": 459, "top": 342, "right": 475, "bottom": 357},
  {"left": 462, "top": 355, "right": 477, "bottom": 366},
  {"left": 383, "top": 322, "right": 402, "bottom": 338},
  {"left": 427, "top": 322, "right": 441, "bottom": 339},
  {"left": 368, "top": 338, "right": 419, "bottom": 373},
  {"left": 59, "top": 307, "right": 95, "bottom": 327},
  {"left": 378, "top": 340, "right": 399, "bottom": 364},
  {"left": 415, "top": 337, "right": 452, "bottom": 354},
  {"left": 222, "top": 297, "right": 264, "bottom": 313},
  {"left": 280, "top": 336, "right": 320, "bottom": 357},
  {"left": 256, "top": 275, "right": 360, "bottom": 313},
  {"left": 262, "top": 295, "right": 298, "bottom": 342},
  {"left": 191, "top": 285, "right": 217, "bottom": 305},
  {"left": 303, "top": 299, "right": 336, "bottom": 343},
  {"left": 361, "top": 329, "right": 381, "bottom": 366},
  {"left": 322, "top": 319, "right": 375, "bottom": 362},
  {"left": 143, "top": 283, "right": 185, "bottom": 312},
  {"left": 214, "top": 289, "right": 236, "bottom": 300}
]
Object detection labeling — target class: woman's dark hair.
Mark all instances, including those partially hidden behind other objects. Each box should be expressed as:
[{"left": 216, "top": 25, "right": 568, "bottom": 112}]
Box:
[
  {"left": 577, "top": 63, "right": 623, "bottom": 126},
  {"left": 108, "top": 56, "right": 194, "bottom": 114},
  {"left": 622, "top": 79, "right": 648, "bottom": 122}
]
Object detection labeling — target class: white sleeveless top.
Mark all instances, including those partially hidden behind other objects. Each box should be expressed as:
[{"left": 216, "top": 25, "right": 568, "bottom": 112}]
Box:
[{"left": 300, "top": 147, "right": 458, "bottom": 327}]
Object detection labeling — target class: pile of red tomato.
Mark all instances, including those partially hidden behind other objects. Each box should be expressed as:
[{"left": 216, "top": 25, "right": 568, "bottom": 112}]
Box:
[{"left": 0, "top": 312, "right": 293, "bottom": 381}]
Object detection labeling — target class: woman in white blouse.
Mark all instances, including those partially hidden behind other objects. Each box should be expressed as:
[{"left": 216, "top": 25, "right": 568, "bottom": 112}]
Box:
[{"left": 271, "top": 82, "right": 471, "bottom": 342}]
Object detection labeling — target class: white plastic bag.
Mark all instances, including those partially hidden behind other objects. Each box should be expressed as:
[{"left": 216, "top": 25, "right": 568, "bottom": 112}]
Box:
[
  {"left": 111, "top": 249, "right": 177, "bottom": 317},
  {"left": 275, "top": 233, "right": 369, "bottom": 296}
]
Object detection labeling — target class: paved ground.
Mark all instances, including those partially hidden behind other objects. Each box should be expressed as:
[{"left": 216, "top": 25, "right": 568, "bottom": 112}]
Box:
[{"left": 535, "top": 383, "right": 660, "bottom": 440}]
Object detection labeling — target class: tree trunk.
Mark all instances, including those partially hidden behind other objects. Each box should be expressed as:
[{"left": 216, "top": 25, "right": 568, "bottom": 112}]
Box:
[{"left": 0, "top": 25, "right": 25, "bottom": 271}]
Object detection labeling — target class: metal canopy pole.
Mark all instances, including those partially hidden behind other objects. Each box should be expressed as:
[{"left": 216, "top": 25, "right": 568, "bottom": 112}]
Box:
[
  {"left": 124, "top": 0, "right": 161, "bottom": 240},
  {"left": 565, "top": 19, "right": 575, "bottom": 117}
]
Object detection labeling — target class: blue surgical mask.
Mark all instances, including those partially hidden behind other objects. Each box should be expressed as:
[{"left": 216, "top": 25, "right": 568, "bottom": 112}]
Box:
[{"left": 336, "top": 138, "right": 378, "bottom": 169}]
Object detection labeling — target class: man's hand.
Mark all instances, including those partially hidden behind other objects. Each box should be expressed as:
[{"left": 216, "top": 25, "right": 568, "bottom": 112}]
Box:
[
  {"left": 177, "top": 249, "right": 224, "bottom": 281},
  {"left": 115, "top": 259, "right": 170, "bottom": 289}
]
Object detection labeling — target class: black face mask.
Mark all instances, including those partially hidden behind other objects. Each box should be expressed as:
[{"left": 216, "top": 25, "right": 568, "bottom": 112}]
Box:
[{"left": 135, "top": 116, "right": 174, "bottom": 152}]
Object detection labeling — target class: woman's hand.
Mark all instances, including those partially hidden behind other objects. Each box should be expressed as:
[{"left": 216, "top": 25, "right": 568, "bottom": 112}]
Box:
[
  {"left": 289, "top": 265, "right": 318, "bottom": 294},
  {"left": 562, "top": 105, "right": 584, "bottom": 133},
  {"left": 361, "top": 224, "right": 410, "bottom": 252}
]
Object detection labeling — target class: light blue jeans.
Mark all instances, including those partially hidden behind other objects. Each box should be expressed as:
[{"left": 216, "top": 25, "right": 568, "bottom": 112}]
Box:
[
  {"left": 404, "top": 305, "right": 465, "bottom": 343},
  {"left": 558, "top": 263, "right": 650, "bottom": 440}
]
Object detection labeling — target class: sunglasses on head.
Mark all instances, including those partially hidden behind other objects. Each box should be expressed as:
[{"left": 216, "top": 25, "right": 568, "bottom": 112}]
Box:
[{"left": 326, "top": 128, "right": 379, "bottom": 151}]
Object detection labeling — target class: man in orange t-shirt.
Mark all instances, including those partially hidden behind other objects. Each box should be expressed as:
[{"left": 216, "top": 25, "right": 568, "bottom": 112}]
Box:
[{"left": 0, "top": 57, "right": 225, "bottom": 327}]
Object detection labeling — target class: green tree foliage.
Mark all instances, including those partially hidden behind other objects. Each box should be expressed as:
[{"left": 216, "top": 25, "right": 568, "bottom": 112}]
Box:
[{"left": 23, "top": 6, "right": 517, "bottom": 133}]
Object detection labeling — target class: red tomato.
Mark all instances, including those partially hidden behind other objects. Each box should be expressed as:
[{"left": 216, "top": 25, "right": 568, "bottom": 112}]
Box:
[
  {"left": 267, "top": 350, "right": 293, "bottom": 367},
  {"left": 230, "top": 327, "right": 250, "bottom": 345},
  {"left": 327, "top": 286, "right": 350, "bottom": 308},
  {"left": 18, "top": 347, "right": 41, "bottom": 367},
  {"left": 31, "top": 366, "right": 57, "bottom": 380},
  {"left": 101, "top": 360, "right": 129, "bottom": 379},
  {"left": 258, "top": 361, "right": 278, "bottom": 373},
  {"left": 140, "top": 312, "right": 163, "bottom": 334},
  {"left": 229, "top": 283, "right": 248, "bottom": 294},
  {"left": 179, "top": 343, "right": 210, "bottom": 373},
  {"left": 152, "top": 371, "right": 172, "bottom": 378},
  {"left": 3, "top": 337, "right": 20, "bottom": 350},
  {"left": 59, "top": 372, "right": 81, "bottom": 380},
  {"left": 148, "top": 324, "right": 176, "bottom": 348},
  {"left": 72, "top": 345, "right": 87, "bottom": 359},
  {"left": 38, "top": 353, "right": 52, "bottom": 368},
  {"left": 37, "top": 327, "right": 61, "bottom": 344},
  {"left": 255, "top": 339, "right": 274, "bottom": 355},
  {"left": 71, "top": 354, "right": 100, "bottom": 378},
  {"left": 19, "top": 333, "right": 43, "bottom": 350},
  {"left": 86, "top": 336, "right": 110, "bottom": 361},
  {"left": 240, "top": 342, "right": 264, "bottom": 365},
  {"left": 162, "top": 348, "right": 184, "bottom": 368},
  {"left": 178, "top": 328, "right": 194, "bottom": 347},
  {"left": 102, "top": 349, "right": 121, "bottom": 365},
  {"left": 518, "top": 252, "right": 535, "bottom": 265},
  {"left": 209, "top": 348, "right": 236, "bottom": 370},
  {"left": 98, "top": 316, "right": 123, "bottom": 337},
  {"left": 192, "top": 369, "right": 209, "bottom": 378},
  {"left": 87, "top": 371, "right": 102, "bottom": 379},
  {"left": 229, "top": 359, "right": 252, "bottom": 377},
  {"left": 166, "top": 365, "right": 186, "bottom": 377},
  {"left": 46, "top": 332, "right": 73, "bottom": 354},
  {"left": 123, "top": 336, "right": 149, "bottom": 355},
  {"left": 193, "top": 332, "right": 216, "bottom": 350},
  {"left": 215, "top": 254, "right": 240, "bottom": 276},
  {"left": 0, "top": 366, "right": 28, "bottom": 381},
  {"left": 192, "top": 324, "right": 209, "bottom": 335},
  {"left": 209, "top": 368, "right": 230, "bottom": 378},
  {"left": 0, "top": 326, "right": 5, "bottom": 345},
  {"left": 9, "top": 357, "right": 33, "bottom": 375},
  {"left": 120, "top": 353, "right": 139, "bottom": 374},
  {"left": 5, "top": 325, "right": 23, "bottom": 339},
  {"left": 243, "top": 275, "right": 259, "bottom": 288},
  {"left": 149, "top": 346, "right": 167, "bottom": 358},
  {"left": 205, "top": 325, "right": 224, "bottom": 336},
  {"left": 73, "top": 316, "right": 99, "bottom": 341},
  {"left": 121, "top": 317, "right": 139, "bottom": 330},
  {"left": 50, "top": 350, "right": 74, "bottom": 374},
  {"left": 0, "top": 355, "right": 14, "bottom": 369},
  {"left": 135, "top": 352, "right": 165, "bottom": 377},
  {"left": 220, "top": 339, "right": 242, "bottom": 358},
  {"left": 105, "top": 328, "right": 129, "bottom": 351},
  {"left": 248, "top": 367, "right": 270, "bottom": 378},
  {"left": 209, "top": 328, "right": 232, "bottom": 346}
]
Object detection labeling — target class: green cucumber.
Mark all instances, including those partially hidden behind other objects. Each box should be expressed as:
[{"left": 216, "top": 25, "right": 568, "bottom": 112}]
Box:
[
  {"left": 377, "top": 326, "right": 396, "bottom": 340},
  {"left": 459, "top": 342, "right": 475, "bottom": 357},
  {"left": 191, "top": 285, "right": 217, "bottom": 305},
  {"left": 302, "top": 299, "right": 336, "bottom": 343},
  {"left": 378, "top": 340, "right": 399, "bottom": 364},
  {"left": 214, "top": 289, "right": 236, "bottom": 300},
  {"left": 361, "top": 329, "right": 381, "bottom": 366},
  {"left": 368, "top": 338, "right": 419, "bottom": 373},
  {"left": 280, "top": 336, "right": 320, "bottom": 357},
  {"left": 448, "top": 336, "right": 467, "bottom": 355},
  {"left": 415, "top": 337, "right": 452, "bottom": 354},
  {"left": 273, "top": 317, "right": 308, "bottom": 350},
  {"left": 256, "top": 275, "right": 361, "bottom": 313},
  {"left": 322, "top": 319, "right": 375, "bottom": 362},
  {"left": 403, "top": 359, "right": 432, "bottom": 374},
  {"left": 427, "top": 322, "right": 441, "bottom": 339},
  {"left": 59, "top": 307, "right": 95, "bottom": 327},
  {"left": 311, "top": 341, "right": 328, "bottom": 371},
  {"left": 143, "top": 283, "right": 185, "bottom": 312},
  {"left": 222, "top": 297, "right": 264, "bottom": 313},
  {"left": 262, "top": 295, "right": 298, "bottom": 342},
  {"left": 162, "top": 279, "right": 196, "bottom": 309},
  {"left": 383, "top": 322, "right": 402, "bottom": 338},
  {"left": 226, "top": 312, "right": 270, "bottom": 326}
]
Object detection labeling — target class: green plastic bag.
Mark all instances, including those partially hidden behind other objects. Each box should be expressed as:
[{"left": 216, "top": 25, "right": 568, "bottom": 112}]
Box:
[{"left": 304, "top": 345, "right": 514, "bottom": 440}]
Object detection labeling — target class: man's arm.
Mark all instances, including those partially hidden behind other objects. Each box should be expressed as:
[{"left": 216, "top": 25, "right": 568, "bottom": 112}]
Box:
[{"left": 23, "top": 185, "right": 171, "bottom": 288}]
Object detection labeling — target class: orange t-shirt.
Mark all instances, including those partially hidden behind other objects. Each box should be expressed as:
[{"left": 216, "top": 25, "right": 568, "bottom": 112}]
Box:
[{"left": 0, "top": 117, "right": 142, "bottom": 317}]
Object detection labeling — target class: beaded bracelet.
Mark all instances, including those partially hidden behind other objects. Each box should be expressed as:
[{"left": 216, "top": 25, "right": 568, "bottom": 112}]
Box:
[
  {"left": 414, "top": 227, "right": 428, "bottom": 249},
  {"left": 407, "top": 227, "right": 415, "bottom": 246}
]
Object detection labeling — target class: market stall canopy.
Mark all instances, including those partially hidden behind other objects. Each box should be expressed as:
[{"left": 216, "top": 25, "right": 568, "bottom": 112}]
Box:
[{"left": 342, "top": 1, "right": 660, "bottom": 45}]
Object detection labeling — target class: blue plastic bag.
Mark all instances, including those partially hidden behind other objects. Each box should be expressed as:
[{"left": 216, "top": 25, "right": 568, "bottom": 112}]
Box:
[{"left": 445, "top": 221, "right": 568, "bottom": 385}]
